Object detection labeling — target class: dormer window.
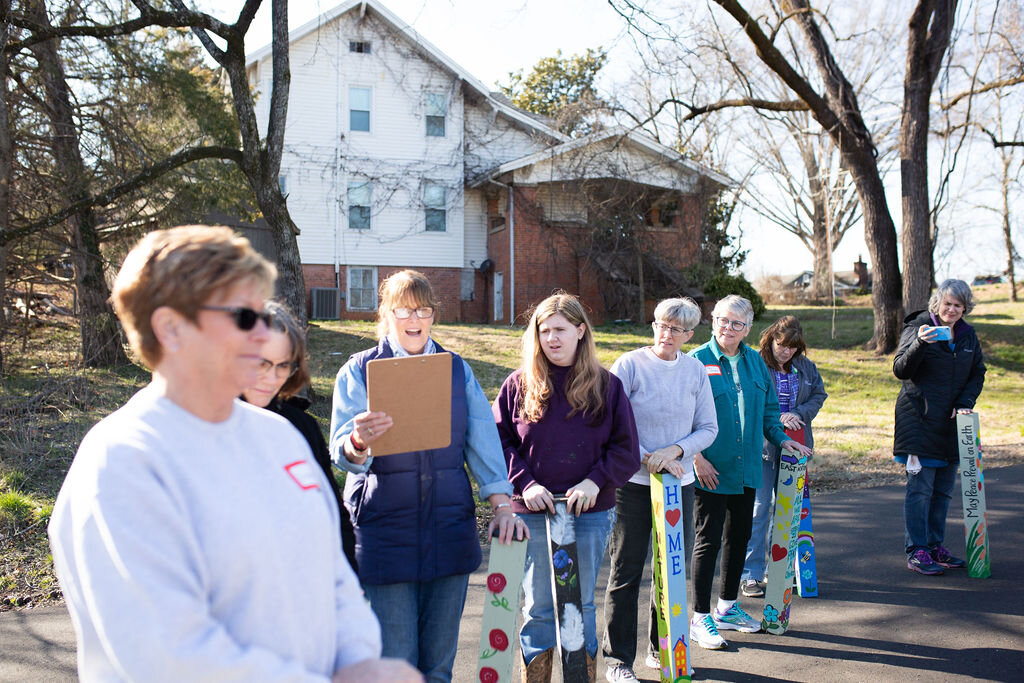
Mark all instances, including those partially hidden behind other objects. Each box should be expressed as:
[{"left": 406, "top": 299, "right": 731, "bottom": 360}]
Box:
[{"left": 349, "top": 41, "right": 371, "bottom": 54}]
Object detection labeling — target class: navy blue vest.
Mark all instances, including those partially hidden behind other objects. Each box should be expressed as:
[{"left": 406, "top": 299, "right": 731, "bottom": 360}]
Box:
[{"left": 344, "top": 339, "right": 481, "bottom": 585}]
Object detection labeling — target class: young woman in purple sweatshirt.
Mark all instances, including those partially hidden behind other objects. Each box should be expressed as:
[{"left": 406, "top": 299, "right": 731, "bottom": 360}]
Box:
[{"left": 493, "top": 293, "right": 641, "bottom": 681}]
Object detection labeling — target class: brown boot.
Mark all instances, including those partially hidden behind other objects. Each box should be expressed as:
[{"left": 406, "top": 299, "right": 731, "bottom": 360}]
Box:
[
  {"left": 522, "top": 648, "right": 553, "bottom": 683},
  {"left": 586, "top": 652, "right": 596, "bottom": 683}
]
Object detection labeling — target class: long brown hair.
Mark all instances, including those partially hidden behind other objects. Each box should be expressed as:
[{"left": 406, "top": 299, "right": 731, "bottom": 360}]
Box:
[
  {"left": 759, "top": 315, "right": 807, "bottom": 372},
  {"left": 518, "top": 293, "right": 607, "bottom": 423},
  {"left": 264, "top": 301, "right": 310, "bottom": 400}
]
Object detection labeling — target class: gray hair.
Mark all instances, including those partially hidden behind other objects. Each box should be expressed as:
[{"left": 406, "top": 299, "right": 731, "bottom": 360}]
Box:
[
  {"left": 712, "top": 294, "right": 754, "bottom": 326},
  {"left": 928, "top": 279, "right": 975, "bottom": 316},
  {"left": 653, "top": 297, "right": 701, "bottom": 331}
]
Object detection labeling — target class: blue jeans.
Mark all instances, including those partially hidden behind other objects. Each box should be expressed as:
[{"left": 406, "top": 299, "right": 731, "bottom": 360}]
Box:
[
  {"left": 741, "top": 455, "right": 779, "bottom": 582},
  {"left": 521, "top": 507, "right": 615, "bottom": 665},
  {"left": 363, "top": 573, "right": 470, "bottom": 682},
  {"left": 904, "top": 460, "right": 959, "bottom": 555}
]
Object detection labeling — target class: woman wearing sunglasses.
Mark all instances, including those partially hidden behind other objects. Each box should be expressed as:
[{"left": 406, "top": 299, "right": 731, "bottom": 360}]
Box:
[
  {"left": 48, "top": 226, "right": 419, "bottom": 681},
  {"left": 330, "top": 269, "right": 522, "bottom": 682},
  {"left": 242, "top": 300, "right": 357, "bottom": 571},
  {"left": 686, "top": 295, "right": 812, "bottom": 651}
]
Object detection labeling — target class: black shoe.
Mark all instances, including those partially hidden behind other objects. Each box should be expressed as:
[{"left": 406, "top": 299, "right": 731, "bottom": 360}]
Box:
[{"left": 740, "top": 579, "right": 764, "bottom": 597}]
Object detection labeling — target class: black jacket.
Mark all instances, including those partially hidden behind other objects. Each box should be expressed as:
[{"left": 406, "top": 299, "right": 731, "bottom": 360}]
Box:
[
  {"left": 892, "top": 310, "right": 986, "bottom": 462},
  {"left": 269, "top": 396, "right": 359, "bottom": 572}
]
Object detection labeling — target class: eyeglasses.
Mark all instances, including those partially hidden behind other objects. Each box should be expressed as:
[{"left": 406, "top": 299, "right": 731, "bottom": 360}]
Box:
[
  {"left": 713, "top": 316, "right": 748, "bottom": 332},
  {"left": 258, "top": 358, "right": 298, "bottom": 379},
  {"left": 652, "top": 322, "right": 690, "bottom": 337},
  {"left": 200, "top": 306, "right": 272, "bottom": 331},
  {"left": 392, "top": 306, "right": 434, "bottom": 320}
]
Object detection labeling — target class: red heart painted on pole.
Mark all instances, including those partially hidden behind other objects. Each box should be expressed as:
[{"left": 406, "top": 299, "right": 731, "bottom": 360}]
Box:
[
  {"left": 800, "top": 508, "right": 809, "bottom": 520},
  {"left": 771, "top": 544, "right": 787, "bottom": 562},
  {"left": 666, "top": 509, "right": 681, "bottom": 526}
]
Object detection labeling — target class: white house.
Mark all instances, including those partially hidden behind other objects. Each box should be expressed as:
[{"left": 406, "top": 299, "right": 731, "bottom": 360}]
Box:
[{"left": 246, "top": 0, "right": 730, "bottom": 324}]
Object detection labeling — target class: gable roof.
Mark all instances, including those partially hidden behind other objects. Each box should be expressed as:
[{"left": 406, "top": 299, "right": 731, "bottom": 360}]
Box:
[
  {"left": 473, "top": 125, "right": 733, "bottom": 189},
  {"left": 246, "top": 0, "right": 568, "bottom": 143}
]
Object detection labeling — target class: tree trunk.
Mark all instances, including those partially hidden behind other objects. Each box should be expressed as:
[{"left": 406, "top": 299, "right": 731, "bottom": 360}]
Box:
[
  {"left": 255, "top": 181, "right": 307, "bottom": 322},
  {"left": 810, "top": 223, "right": 831, "bottom": 301},
  {"left": 1002, "top": 156, "right": 1018, "bottom": 302},
  {"left": 901, "top": 0, "right": 958, "bottom": 313},
  {"left": 0, "top": 0, "right": 11, "bottom": 374},
  {"left": 27, "top": 0, "right": 127, "bottom": 367}
]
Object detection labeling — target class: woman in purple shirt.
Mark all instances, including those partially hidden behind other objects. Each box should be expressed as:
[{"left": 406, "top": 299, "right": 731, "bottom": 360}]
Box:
[{"left": 493, "top": 293, "right": 641, "bottom": 682}]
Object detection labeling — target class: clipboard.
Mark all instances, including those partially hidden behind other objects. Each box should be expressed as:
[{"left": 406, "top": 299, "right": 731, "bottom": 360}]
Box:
[{"left": 366, "top": 353, "right": 452, "bottom": 456}]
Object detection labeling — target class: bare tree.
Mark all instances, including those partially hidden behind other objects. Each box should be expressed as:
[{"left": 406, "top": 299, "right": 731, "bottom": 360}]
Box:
[{"left": 0, "top": 0, "right": 11, "bottom": 373}]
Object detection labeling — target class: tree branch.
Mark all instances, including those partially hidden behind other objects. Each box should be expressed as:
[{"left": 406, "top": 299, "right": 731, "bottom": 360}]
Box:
[
  {"left": 1, "top": 146, "right": 243, "bottom": 245},
  {"left": 942, "top": 73, "right": 1024, "bottom": 109}
]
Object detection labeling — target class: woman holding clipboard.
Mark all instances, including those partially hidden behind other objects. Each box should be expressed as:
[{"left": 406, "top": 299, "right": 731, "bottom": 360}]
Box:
[{"left": 330, "top": 269, "right": 525, "bottom": 682}]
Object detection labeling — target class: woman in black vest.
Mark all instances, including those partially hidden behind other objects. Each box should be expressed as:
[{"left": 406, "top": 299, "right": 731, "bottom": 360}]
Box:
[
  {"left": 893, "top": 279, "right": 986, "bottom": 575},
  {"left": 329, "top": 270, "right": 524, "bottom": 682},
  {"left": 241, "top": 301, "right": 357, "bottom": 571}
]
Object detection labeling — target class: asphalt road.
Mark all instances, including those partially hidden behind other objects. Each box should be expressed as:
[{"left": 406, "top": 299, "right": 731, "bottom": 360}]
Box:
[{"left": 3, "top": 464, "right": 1022, "bottom": 682}]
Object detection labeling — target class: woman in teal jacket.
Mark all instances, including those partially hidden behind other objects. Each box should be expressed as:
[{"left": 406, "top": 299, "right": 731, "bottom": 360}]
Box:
[{"left": 686, "top": 295, "right": 812, "bottom": 650}]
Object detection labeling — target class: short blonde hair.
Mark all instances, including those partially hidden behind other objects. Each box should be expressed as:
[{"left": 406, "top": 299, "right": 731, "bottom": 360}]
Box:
[
  {"left": 111, "top": 225, "right": 276, "bottom": 368},
  {"left": 376, "top": 269, "right": 439, "bottom": 339}
]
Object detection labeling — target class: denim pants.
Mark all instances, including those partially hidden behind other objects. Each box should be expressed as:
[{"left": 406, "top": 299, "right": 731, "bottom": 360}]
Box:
[
  {"left": 904, "top": 460, "right": 959, "bottom": 555},
  {"left": 520, "top": 507, "right": 615, "bottom": 665},
  {"left": 692, "top": 487, "right": 756, "bottom": 614},
  {"left": 363, "top": 573, "right": 470, "bottom": 682},
  {"left": 601, "top": 481, "right": 694, "bottom": 668},
  {"left": 741, "top": 455, "right": 779, "bottom": 583}
]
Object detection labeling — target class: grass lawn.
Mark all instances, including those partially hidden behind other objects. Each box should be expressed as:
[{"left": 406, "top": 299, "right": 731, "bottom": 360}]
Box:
[{"left": 1, "top": 284, "right": 1022, "bottom": 607}]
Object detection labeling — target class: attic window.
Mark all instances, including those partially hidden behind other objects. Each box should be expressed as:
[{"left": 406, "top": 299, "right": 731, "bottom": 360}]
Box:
[{"left": 349, "top": 41, "right": 371, "bottom": 54}]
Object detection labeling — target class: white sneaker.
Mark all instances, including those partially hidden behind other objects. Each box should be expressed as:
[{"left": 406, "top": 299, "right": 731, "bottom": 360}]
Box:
[
  {"left": 605, "top": 662, "right": 638, "bottom": 682},
  {"left": 713, "top": 602, "right": 762, "bottom": 633},
  {"left": 644, "top": 651, "right": 660, "bottom": 669},
  {"left": 689, "top": 614, "right": 727, "bottom": 649}
]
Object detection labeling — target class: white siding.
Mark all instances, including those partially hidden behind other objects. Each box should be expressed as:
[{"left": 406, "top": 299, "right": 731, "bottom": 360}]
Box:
[
  {"left": 464, "top": 102, "right": 551, "bottom": 179},
  {"left": 463, "top": 188, "right": 488, "bottom": 267}
]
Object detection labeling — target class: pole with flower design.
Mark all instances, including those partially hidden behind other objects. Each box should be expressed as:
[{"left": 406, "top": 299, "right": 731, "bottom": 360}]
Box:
[
  {"left": 650, "top": 471, "right": 692, "bottom": 682},
  {"left": 547, "top": 499, "right": 588, "bottom": 682},
  {"left": 956, "top": 413, "right": 991, "bottom": 578},
  {"left": 761, "top": 447, "right": 806, "bottom": 635},
  {"left": 477, "top": 529, "right": 527, "bottom": 682}
]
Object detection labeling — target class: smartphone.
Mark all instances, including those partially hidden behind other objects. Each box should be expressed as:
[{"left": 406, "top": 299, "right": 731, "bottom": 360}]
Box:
[{"left": 931, "top": 325, "right": 952, "bottom": 341}]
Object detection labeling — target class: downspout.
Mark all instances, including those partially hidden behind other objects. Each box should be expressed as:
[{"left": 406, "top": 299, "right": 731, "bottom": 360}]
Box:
[
  {"left": 333, "top": 23, "right": 343, "bottom": 291},
  {"left": 486, "top": 178, "right": 514, "bottom": 325}
]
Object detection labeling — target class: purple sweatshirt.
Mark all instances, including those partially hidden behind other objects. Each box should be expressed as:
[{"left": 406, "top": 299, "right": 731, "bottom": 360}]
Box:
[{"left": 492, "top": 365, "right": 642, "bottom": 515}]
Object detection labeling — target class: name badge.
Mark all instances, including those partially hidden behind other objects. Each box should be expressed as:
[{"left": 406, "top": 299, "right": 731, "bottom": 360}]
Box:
[
  {"left": 284, "top": 461, "right": 321, "bottom": 491},
  {"left": 705, "top": 364, "right": 722, "bottom": 376}
]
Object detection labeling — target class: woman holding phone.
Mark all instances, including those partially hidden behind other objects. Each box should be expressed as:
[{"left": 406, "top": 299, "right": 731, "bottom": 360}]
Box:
[{"left": 893, "top": 279, "right": 986, "bottom": 575}]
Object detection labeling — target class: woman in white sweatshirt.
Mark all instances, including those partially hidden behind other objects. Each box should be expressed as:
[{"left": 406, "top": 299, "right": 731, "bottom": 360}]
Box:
[{"left": 47, "top": 225, "right": 419, "bottom": 683}]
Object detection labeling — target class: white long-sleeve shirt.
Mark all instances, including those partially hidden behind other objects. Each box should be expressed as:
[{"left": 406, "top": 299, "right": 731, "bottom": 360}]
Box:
[
  {"left": 49, "top": 385, "right": 381, "bottom": 681},
  {"left": 610, "top": 347, "right": 719, "bottom": 487}
]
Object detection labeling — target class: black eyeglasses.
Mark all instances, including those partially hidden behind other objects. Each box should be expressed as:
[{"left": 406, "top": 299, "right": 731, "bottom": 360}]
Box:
[
  {"left": 258, "top": 358, "right": 298, "bottom": 379},
  {"left": 200, "top": 306, "right": 272, "bottom": 331}
]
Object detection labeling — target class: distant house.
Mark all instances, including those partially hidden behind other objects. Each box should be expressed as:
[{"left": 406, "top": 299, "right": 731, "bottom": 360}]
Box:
[
  {"left": 246, "top": 0, "right": 729, "bottom": 324},
  {"left": 783, "top": 257, "right": 871, "bottom": 294}
]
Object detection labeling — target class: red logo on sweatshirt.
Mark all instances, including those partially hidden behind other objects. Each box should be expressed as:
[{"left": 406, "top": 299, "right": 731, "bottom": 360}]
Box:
[{"left": 284, "top": 461, "right": 321, "bottom": 490}]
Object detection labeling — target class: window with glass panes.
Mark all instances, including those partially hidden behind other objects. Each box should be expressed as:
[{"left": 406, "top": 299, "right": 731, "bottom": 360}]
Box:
[
  {"left": 425, "top": 93, "right": 446, "bottom": 137},
  {"left": 424, "top": 183, "right": 446, "bottom": 232},
  {"left": 347, "top": 267, "right": 376, "bottom": 311},
  {"left": 348, "top": 182, "right": 371, "bottom": 230},
  {"left": 349, "top": 87, "right": 371, "bottom": 131}
]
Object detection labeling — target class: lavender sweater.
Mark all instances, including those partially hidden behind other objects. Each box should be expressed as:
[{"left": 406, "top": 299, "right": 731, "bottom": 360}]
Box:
[{"left": 492, "top": 365, "right": 641, "bottom": 515}]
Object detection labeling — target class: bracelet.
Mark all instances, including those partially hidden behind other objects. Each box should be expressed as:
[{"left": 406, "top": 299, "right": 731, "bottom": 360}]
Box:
[{"left": 493, "top": 502, "right": 512, "bottom": 512}]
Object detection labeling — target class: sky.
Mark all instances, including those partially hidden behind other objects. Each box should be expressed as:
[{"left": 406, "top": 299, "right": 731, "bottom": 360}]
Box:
[{"left": 200, "top": 0, "right": 1018, "bottom": 285}]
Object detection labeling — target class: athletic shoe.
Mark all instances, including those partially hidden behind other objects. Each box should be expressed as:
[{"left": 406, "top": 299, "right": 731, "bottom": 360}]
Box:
[
  {"left": 605, "top": 662, "right": 637, "bottom": 682},
  {"left": 741, "top": 579, "right": 765, "bottom": 597},
  {"left": 689, "top": 614, "right": 728, "bottom": 649},
  {"left": 644, "top": 651, "right": 660, "bottom": 669},
  {"left": 907, "top": 548, "right": 944, "bottom": 575},
  {"left": 713, "top": 602, "right": 763, "bottom": 633},
  {"left": 931, "top": 544, "right": 966, "bottom": 569}
]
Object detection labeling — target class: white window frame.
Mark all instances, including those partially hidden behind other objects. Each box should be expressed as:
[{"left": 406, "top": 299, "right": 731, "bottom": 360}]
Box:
[
  {"left": 347, "top": 181, "right": 372, "bottom": 231},
  {"left": 349, "top": 86, "right": 372, "bottom": 133},
  {"left": 346, "top": 266, "right": 378, "bottom": 312},
  {"left": 423, "top": 182, "right": 447, "bottom": 233},
  {"left": 424, "top": 92, "right": 446, "bottom": 137}
]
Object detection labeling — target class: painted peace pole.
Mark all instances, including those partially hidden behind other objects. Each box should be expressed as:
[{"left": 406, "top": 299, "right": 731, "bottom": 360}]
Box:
[
  {"left": 650, "top": 472, "right": 691, "bottom": 682},
  {"left": 761, "top": 446, "right": 807, "bottom": 635},
  {"left": 956, "top": 413, "right": 991, "bottom": 579},
  {"left": 785, "top": 427, "right": 818, "bottom": 598},
  {"left": 547, "top": 500, "right": 588, "bottom": 682},
  {"left": 476, "top": 530, "right": 527, "bottom": 683}
]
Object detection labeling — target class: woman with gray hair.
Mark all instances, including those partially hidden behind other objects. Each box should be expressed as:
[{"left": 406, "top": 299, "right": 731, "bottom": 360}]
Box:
[
  {"left": 601, "top": 298, "right": 719, "bottom": 682},
  {"left": 686, "top": 295, "right": 811, "bottom": 650},
  {"left": 894, "top": 279, "right": 986, "bottom": 575}
]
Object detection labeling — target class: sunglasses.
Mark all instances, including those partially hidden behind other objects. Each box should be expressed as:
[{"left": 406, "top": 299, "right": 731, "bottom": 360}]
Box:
[{"left": 200, "top": 306, "right": 272, "bottom": 331}]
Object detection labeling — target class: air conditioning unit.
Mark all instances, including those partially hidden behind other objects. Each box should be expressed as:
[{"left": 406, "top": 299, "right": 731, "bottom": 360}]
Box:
[{"left": 310, "top": 287, "right": 340, "bottom": 320}]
